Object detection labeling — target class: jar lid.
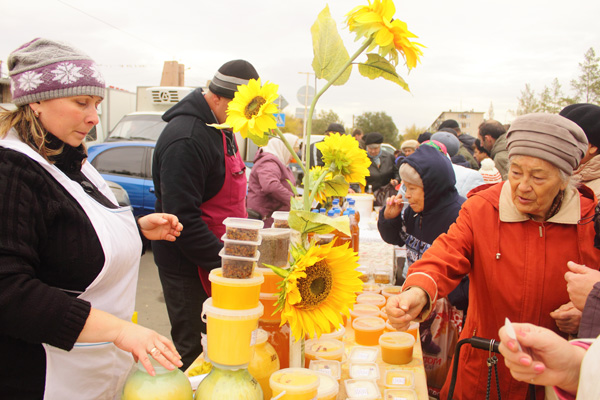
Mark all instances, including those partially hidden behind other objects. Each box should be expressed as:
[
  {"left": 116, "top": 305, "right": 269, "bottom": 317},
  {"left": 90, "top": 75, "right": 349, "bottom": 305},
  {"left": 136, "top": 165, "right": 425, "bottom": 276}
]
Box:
[
  {"left": 221, "top": 233, "right": 262, "bottom": 246},
  {"left": 218, "top": 248, "right": 261, "bottom": 262},
  {"left": 202, "top": 298, "right": 264, "bottom": 321},
  {"left": 315, "top": 371, "right": 339, "bottom": 398},
  {"left": 304, "top": 338, "right": 345, "bottom": 357},
  {"left": 270, "top": 368, "right": 320, "bottom": 393},
  {"left": 222, "top": 217, "right": 264, "bottom": 230},
  {"left": 209, "top": 268, "right": 264, "bottom": 286},
  {"left": 352, "top": 316, "right": 386, "bottom": 332},
  {"left": 379, "top": 331, "right": 416, "bottom": 348}
]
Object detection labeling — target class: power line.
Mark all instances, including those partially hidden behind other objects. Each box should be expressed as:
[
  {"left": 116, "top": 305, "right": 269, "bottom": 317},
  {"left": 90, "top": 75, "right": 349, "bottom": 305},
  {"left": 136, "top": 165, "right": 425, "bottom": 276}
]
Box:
[{"left": 56, "top": 0, "right": 173, "bottom": 57}]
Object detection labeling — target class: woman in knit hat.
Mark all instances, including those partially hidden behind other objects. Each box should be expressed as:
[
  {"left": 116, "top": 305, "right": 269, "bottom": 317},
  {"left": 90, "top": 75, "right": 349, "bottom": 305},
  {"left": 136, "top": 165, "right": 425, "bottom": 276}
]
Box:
[
  {"left": 386, "top": 113, "right": 600, "bottom": 399},
  {"left": 0, "top": 38, "right": 183, "bottom": 399}
]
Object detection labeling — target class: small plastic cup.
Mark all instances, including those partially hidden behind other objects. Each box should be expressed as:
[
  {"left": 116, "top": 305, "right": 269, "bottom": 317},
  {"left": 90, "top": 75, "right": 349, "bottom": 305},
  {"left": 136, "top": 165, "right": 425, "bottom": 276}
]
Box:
[
  {"left": 315, "top": 371, "right": 339, "bottom": 400},
  {"left": 381, "top": 285, "right": 403, "bottom": 299},
  {"left": 379, "top": 331, "right": 415, "bottom": 365},
  {"left": 209, "top": 268, "right": 264, "bottom": 310},
  {"left": 257, "top": 266, "right": 284, "bottom": 293},
  {"left": 223, "top": 217, "right": 263, "bottom": 241},
  {"left": 349, "top": 303, "right": 381, "bottom": 323},
  {"left": 257, "top": 228, "right": 290, "bottom": 268},
  {"left": 201, "top": 298, "right": 263, "bottom": 367},
  {"left": 383, "top": 370, "right": 415, "bottom": 389},
  {"left": 373, "top": 268, "right": 393, "bottom": 284},
  {"left": 221, "top": 233, "right": 261, "bottom": 257},
  {"left": 219, "top": 248, "right": 259, "bottom": 279},
  {"left": 384, "top": 388, "right": 418, "bottom": 400},
  {"left": 271, "top": 211, "right": 290, "bottom": 228},
  {"left": 259, "top": 292, "right": 281, "bottom": 322},
  {"left": 319, "top": 325, "right": 345, "bottom": 341},
  {"left": 353, "top": 316, "right": 386, "bottom": 346},
  {"left": 357, "top": 266, "right": 371, "bottom": 283},
  {"left": 356, "top": 293, "right": 387, "bottom": 309},
  {"left": 304, "top": 338, "right": 344, "bottom": 368},
  {"left": 269, "top": 368, "right": 319, "bottom": 400},
  {"left": 361, "top": 282, "right": 381, "bottom": 294},
  {"left": 384, "top": 320, "right": 419, "bottom": 340},
  {"left": 343, "top": 379, "right": 380, "bottom": 400},
  {"left": 308, "top": 359, "right": 341, "bottom": 381},
  {"left": 348, "top": 346, "right": 380, "bottom": 363},
  {"left": 348, "top": 362, "right": 380, "bottom": 380}
]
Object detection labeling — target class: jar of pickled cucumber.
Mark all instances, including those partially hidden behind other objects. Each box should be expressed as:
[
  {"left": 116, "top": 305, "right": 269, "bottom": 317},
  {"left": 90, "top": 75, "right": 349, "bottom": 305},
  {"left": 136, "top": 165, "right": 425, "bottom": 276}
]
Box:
[{"left": 122, "top": 357, "right": 193, "bottom": 400}]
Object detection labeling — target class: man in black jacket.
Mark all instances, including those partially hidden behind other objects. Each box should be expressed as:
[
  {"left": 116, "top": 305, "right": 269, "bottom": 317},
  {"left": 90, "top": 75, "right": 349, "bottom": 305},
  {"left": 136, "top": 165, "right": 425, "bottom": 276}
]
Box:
[{"left": 152, "top": 60, "right": 259, "bottom": 369}]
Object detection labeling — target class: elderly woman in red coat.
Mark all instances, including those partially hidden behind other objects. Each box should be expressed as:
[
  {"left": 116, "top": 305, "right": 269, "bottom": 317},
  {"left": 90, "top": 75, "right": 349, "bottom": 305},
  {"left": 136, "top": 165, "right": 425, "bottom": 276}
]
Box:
[
  {"left": 386, "top": 113, "right": 600, "bottom": 400},
  {"left": 247, "top": 133, "right": 300, "bottom": 227}
]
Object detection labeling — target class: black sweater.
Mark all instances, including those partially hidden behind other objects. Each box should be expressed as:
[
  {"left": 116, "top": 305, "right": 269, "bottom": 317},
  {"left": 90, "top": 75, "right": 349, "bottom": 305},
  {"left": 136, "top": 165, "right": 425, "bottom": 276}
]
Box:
[{"left": 0, "top": 138, "right": 117, "bottom": 398}]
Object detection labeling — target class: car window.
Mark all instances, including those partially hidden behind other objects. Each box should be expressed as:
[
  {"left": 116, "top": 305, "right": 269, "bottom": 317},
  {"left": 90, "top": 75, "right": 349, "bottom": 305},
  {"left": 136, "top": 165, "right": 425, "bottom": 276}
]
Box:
[
  {"left": 91, "top": 147, "right": 145, "bottom": 178},
  {"left": 108, "top": 114, "right": 166, "bottom": 141}
]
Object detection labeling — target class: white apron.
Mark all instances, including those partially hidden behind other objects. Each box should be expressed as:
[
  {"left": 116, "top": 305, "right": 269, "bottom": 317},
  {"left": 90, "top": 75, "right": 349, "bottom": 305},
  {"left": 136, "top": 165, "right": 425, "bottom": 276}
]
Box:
[{"left": 1, "top": 130, "right": 142, "bottom": 400}]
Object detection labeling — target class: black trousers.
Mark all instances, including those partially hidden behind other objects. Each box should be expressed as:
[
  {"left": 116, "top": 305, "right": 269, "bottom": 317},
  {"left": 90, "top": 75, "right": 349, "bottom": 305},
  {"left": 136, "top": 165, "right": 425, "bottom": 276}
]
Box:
[{"left": 154, "top": 250, "right": 208, "bottom": 371}]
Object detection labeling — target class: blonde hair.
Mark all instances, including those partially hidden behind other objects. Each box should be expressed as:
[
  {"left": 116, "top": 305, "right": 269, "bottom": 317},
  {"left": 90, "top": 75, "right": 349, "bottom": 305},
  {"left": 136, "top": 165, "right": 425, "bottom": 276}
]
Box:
[{"left": 0, "top": 105, "right": 64, "bottom": 162}]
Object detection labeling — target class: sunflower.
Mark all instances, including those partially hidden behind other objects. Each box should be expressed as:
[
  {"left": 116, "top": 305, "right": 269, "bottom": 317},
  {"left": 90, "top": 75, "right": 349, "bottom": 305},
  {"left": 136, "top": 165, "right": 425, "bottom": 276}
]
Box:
[
  {"left": 225, "top": 78, "right": 279, "bottom": 144},
  {"left": 308, "top": 166, "right": 332, "bottom": 204},
  {"left": 279, "top": 240, "right": 363, "bottom": 340},
  {"left": 316, "top": 133, "right": 371, "bottom": 186},
  {"left": 346, "top": 0, "right": 424, "bottom": 68}
]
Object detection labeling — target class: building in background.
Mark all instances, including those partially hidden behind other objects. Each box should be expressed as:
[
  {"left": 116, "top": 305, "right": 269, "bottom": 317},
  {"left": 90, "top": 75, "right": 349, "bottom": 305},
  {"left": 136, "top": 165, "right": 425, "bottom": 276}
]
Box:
[{"left": 430, "top": 110, "right": 485, "bottom": 137}]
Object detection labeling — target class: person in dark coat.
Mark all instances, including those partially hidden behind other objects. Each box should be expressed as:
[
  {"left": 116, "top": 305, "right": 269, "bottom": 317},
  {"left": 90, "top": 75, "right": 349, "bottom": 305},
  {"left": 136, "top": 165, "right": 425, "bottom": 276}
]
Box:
[
  {"left": 247, "top": 133, "right": 300, "bottom": 227},
  {"left": 364, "top": 132, "right": 399, "bottom": 192}
]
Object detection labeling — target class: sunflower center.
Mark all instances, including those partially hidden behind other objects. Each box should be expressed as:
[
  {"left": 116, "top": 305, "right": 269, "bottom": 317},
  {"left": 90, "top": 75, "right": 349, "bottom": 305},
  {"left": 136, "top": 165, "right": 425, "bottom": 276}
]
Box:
[
  {"left": 244, "top": 96, "right": 266, "bottom": 119},
  {"left": 296, "top": 261, "right": 332, "bottom": 309}
]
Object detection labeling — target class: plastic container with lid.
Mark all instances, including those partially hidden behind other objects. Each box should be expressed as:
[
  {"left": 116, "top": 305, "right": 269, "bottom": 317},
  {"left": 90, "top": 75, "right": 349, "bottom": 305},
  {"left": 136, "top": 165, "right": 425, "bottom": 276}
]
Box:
[
  {"left": 356, "top": 293, "right": 387, "bottom": 309},
  {"left": 356, "top": 266, "right": 371, "bottom": 283},
  {"left": 271, "top": 211, "right": 290, "bottom": 228},
  {"left": 257, "top": 228, "right": 290, "bottom": 268},
  {"left": 343, "top": 379, "right": 380, "bottom": 400},
  {"left": 201, "top": 298, "right": 263, "bottom": 367},
  {"left": 384, "top": 388, "right": 418, "bottom": 400},
  {"left": 219, "top": 248, "right": 260, "bottom": 279},
  {"left": 349, "top": 303, "right": 381, "bottom": 323},
  {"left": 384, "top": 320, "right": 419, "bottom": 339},
  {"left": 346, "top": 193, "right": 374, "bottom": 220},
  {"left": 221, "top": 233, "right": 262, "bottom": 258},
  {"left": 257, "top": 266, "right": 284, "bottom": 293},
  {"left": 348, "top": 346, "right": 380, "bottom": 363},
  {"left": 379, "top": 331, "right": 415, "bottom": 365},
  {"left": 269, "top": 368, "right": 320, "bottom": 400},
  {"left": 248, "top": 329, "right": 280, "bottom": 400},
  {"left": 209, "top": 268, "right": 263, "bottom": 310},
  {"left": 315, "top": 371, "right": 339, "bottom": 400},
  {"left": 122, "top": 357, "right": 193, "bottom": 400},
  {"left": 304, "top": 338, "right": 345, "bottom": 368},
  {"left": 318, "top": 325, "right": 345, "bottom": 341},
  {"left": 381, "top": 285, "right": 403, "bottom": 299},
  {"left": 223, "top": 217, "right": 264, "bottom": 241},
  {"left": 348, "top": 362, "right": 380, "bottom": 380},
  {"left": 352, "top": 316, "right": 386, "bottom": 346},
  {"left": 308, "top": 359, "right": 341, "bottom": 381},
  {"left": 373, "top": 268, "right": 393, "bottom": 284},
  {"left": 383, "top": 370, "right": 415, "bottom": 389},
  {"left": 360, "top": 282, "right": 381, "bottom": 294},
  {"left": 259, "top": 292, "right": 281, "bottom": 322}
]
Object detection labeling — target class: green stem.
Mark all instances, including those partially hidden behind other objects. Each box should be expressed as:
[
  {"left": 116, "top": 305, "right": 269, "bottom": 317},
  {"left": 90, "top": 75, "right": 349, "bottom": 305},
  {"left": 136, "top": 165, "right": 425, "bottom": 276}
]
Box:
[
  {"left": 274, "top": 128, "right": 307, "bottom": 176},
  {"left": 302, "top": 37, "right": 374, "bottom": 211}
]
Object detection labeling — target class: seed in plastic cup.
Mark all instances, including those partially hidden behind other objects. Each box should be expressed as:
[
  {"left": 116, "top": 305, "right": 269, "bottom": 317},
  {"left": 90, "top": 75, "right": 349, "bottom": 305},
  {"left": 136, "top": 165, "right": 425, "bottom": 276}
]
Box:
[
  {"left": 219, "top": 249, "right": 260, "bottom": 279},
  {"left": 223, "top": 217, "right": 264, "bottom": 241},
  {"left": 221, "top": 233, "right": 261, "bottom": 258}
]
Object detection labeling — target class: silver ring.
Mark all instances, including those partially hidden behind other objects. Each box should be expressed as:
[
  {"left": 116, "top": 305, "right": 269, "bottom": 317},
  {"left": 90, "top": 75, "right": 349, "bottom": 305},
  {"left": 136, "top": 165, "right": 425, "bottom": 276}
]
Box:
[{"left": 150, "top": 347, "right": 159, "bottom": 354}]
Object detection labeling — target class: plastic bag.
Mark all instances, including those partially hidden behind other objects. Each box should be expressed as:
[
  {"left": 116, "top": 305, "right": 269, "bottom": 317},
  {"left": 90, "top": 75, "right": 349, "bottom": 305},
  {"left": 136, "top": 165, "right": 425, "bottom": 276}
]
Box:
[{"left": 420, "top": 297, "right": 463, "bottom": 398}]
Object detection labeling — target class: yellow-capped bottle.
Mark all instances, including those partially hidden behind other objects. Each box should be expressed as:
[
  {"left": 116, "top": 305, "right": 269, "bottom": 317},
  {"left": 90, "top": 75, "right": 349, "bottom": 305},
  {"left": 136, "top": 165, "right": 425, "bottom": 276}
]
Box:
[{"left": 249, "top": 329, "right": 280, "bottom": 400}]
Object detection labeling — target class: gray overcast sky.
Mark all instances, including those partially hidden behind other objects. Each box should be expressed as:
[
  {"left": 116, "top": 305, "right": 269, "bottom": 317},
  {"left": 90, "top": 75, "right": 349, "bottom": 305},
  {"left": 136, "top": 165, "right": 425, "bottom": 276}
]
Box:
[{"left": 2, "top": 0, "right": 600, "bottom": 134}]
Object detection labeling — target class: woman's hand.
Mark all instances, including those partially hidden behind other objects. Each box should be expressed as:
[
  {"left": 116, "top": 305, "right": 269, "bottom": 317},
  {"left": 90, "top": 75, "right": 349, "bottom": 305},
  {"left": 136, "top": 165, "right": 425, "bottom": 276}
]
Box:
[
  {"left": 565, "top": 261, "right": 600, "bottom": 311},
  {"left": 383, "top": 194, "right": 404, "bottom": 220},
  {"left": 550, "top": 301, "right": 581, "bottom": 335},
  {"left": 386, "top": 287, "right": 428, "bottom": 330},
  {"left": 138, "top": 213, "right": 183, "bottom": 241},
  {"left": 498, "top": 322, "right": 584, "bottom": 394}
]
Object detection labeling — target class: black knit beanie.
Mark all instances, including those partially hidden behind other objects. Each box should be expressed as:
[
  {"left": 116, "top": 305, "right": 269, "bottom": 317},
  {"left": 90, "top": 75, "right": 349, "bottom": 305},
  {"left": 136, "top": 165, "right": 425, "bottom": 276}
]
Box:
[
  {"left": 208, "top": 59, "right": 259, "bottom": 99},
  {"left": 559, "top": 103, "right": 600, "bottom": 148}
]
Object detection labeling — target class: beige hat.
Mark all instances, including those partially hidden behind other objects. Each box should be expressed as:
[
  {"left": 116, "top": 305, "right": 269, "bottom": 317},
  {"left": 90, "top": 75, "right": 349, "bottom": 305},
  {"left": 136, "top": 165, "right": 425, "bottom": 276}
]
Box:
[
  {"left": 399, "top": 163, "right": 423, "bottom": 187},
  {"left": 507, "top": 113, "right": 588, "bottom": 175},
  {"left": 401, "top": 139, "right": 420, "bottom": 151}
]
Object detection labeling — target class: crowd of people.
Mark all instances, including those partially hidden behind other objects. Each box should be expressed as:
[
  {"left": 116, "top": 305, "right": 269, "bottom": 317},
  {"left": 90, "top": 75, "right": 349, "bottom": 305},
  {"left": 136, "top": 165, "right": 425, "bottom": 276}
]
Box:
[{"left": 2, "top": 36, "right": 600, "bottom": 400}]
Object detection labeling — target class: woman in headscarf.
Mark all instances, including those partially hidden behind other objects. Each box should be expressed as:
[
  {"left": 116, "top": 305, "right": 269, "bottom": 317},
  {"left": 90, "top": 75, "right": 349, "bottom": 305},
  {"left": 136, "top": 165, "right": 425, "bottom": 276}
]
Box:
[
  {"left": 386, "top": 113, "right": 600, "bottom": 399},
  {"left": 247, "top": 133, "right": 300, "bottom": 227}
]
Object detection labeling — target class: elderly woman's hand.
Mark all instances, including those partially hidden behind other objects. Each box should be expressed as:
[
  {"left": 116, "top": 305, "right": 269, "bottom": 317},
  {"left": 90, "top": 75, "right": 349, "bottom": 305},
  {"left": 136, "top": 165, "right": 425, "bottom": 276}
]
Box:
[
  {"left": 550, "top": 302, "right": 581, "bottom": 335},
  {"left": 565, "top": 261, "right": 600, "bottom": 311},
  {"left": 383, "top": 194, "right": 404, "bottom": 220},
  {"left": 498, "top": 322, "right": 584, "bottom": 394},
  {"left": 138, "top": 213, "right": 183, "bottom": 241},
  {"left": 386, "top": 287, "right": 428, "bottom": 330}
]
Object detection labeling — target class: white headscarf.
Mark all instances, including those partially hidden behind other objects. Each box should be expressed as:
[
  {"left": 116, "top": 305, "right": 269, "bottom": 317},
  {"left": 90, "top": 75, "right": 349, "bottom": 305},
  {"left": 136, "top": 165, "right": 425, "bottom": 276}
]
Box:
[{"left": 263, "top": 133, "right": 300, "bottom": 165}]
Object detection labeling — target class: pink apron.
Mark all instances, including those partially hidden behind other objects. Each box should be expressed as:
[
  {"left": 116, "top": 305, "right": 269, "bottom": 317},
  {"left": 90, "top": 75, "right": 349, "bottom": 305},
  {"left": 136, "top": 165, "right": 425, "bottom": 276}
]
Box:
[{"left": 198, "top": 131, "right": 247, "bottom": 294}]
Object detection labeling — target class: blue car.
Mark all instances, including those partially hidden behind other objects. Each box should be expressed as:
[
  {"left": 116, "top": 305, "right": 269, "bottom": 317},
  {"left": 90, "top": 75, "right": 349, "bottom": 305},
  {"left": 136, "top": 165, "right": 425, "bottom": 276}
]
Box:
[{"left": 87, "top": 141, "right": 156, "bottom": 217}]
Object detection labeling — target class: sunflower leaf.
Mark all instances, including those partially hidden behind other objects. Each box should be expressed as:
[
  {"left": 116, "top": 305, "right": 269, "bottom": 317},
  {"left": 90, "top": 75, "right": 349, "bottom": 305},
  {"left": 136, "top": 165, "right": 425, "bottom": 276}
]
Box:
[
  {"left": 289, "top": 210, "right": 351, "bottom": 236},
  {"left": 316, "top": 174, "right": 349, "bottom": 198},
  {"left": 358, "top": 53, "right": 410, "bottom": 91},
  {"left": 262, "top": 264, "right": 290, "bottom": 279},
  {"left": 311, "top": 5, "right": 351, "bottom": 86},
  {"left": 206, "top": 122, "right": 232, "bottom": 130}
]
